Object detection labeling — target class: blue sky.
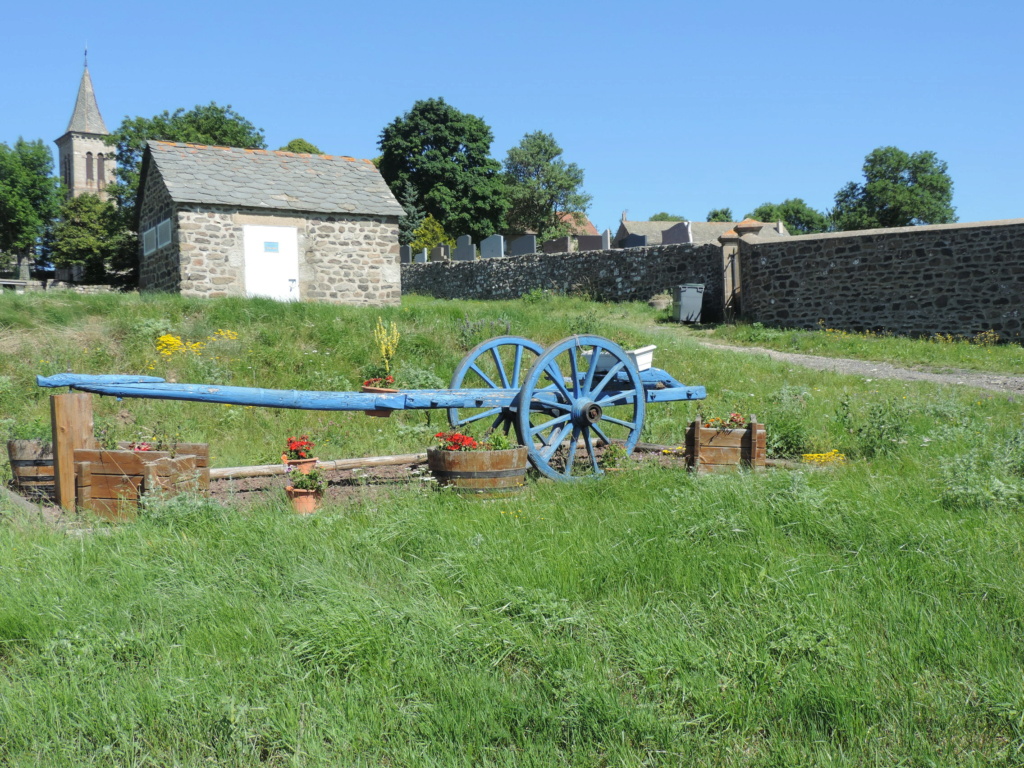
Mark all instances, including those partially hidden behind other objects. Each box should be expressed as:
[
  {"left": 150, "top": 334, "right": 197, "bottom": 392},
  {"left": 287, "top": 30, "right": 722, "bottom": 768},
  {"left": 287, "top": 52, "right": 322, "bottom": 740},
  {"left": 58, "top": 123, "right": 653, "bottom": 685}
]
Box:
[{"left": 2, "top": 0, "right": 1021, "bottom": 234}]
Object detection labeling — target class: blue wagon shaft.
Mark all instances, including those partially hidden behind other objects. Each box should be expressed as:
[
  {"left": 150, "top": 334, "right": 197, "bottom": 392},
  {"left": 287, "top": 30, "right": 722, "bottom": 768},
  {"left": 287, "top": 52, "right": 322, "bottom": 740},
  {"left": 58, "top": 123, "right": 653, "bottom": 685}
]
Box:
[{"left": 37, "top": 335, "right": 705, "bottom": 482}]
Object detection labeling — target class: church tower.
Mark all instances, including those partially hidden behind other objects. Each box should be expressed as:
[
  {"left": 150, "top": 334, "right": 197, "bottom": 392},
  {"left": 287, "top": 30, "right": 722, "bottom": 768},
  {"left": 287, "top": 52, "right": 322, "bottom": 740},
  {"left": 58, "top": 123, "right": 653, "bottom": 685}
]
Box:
[{"left": 54, "top": 59, "right": 114, "bottom": 200}]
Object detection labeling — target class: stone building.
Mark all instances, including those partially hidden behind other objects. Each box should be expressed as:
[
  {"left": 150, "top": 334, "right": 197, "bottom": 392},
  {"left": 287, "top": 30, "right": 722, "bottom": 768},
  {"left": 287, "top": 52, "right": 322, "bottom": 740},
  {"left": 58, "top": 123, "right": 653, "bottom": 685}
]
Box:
[
  {"left": 136, "top": 141, "right": 404, "bottom": 304},
  {"left": 613, "top": 216, "right": 788, "bottom": 248},
  {"left": 54, "top": 64, "right": 114, "bottom": 200}
]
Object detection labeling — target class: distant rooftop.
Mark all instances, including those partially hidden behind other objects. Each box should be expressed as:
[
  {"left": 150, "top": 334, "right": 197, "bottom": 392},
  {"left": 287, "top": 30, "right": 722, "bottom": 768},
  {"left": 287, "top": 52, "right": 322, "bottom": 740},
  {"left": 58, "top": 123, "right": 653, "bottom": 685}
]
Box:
[{"left": 145, "top": 141, "right": 404, "bottom": 217}]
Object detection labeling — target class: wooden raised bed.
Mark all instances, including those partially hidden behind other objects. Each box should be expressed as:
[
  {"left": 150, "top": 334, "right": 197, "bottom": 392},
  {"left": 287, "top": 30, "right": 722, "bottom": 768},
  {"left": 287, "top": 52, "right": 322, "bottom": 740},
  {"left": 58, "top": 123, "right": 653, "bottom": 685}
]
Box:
[
  {"left": 74, "top": 444, "right": 210, "bottom": 520},
  {"left": 686, "top": 415, "right": 766, "bottom": 474}
]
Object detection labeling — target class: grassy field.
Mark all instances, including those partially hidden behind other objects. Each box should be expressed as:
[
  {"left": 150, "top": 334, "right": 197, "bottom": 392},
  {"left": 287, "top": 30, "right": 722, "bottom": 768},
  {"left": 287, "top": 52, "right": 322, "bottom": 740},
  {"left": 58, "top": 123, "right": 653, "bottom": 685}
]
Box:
[{"left": 1, "top": 293, "right": 1023, "bottom": 766}]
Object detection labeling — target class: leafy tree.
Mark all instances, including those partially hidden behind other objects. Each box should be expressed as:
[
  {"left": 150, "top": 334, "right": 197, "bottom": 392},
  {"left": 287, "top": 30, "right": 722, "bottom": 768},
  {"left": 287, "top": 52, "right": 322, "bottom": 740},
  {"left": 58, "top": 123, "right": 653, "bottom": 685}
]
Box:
[
  {"left": 707, "top": 208, "right": 733, "bottom": 222},
  {"left": 51, "top": 193, "right": 129, "bottom": 282},
  {"left": 397, "top": 182, "right": 425, "bottom": 246},
  {"left": 409, "top": 214, "right": 454, "bottom": 257},
  {"left": 831, "top": 146, "right": 956, "bottom": 231},
  {"left": 0, "top": 138, "right": 63, "bottom": 272},
  {"left": 278, "top": 138, "right": 321, "bottom": 154},
  {"left": 502, "top": 131, "right": 592, "bottom": 242},
  {"left": 649, "top": 212, "right": 685, "bottom": 221},
  {"left": 107, "top": 102, "right": 266, "bottom": 217},
  {"left": 378, "top": 98, "right": 506, "bottom": 243},
  {"left": 746, "top": 198, "right": 828, "bottom": 235}
]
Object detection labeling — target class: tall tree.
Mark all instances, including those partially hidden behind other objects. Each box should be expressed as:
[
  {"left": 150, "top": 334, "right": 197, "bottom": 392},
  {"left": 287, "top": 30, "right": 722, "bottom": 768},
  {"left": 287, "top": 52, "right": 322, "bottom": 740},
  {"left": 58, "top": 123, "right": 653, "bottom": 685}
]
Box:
[
  {"left": 0, "top": 139, "right": 63, "bottom": 273},
  {"left": 107, "top": 102, "right": 266, "bottom": 217},
  {"left": 502, "top": 131, "right": 591, "bottom": 242},
  {"left": 649, "top": 212, "right": 685, "bottom": 221},
  {"left": 51, "top": 193, "right": 128, "bottom": 282},
  {"left": 397, "top": 182, "right": 425, "bottom": 246},
  {"left": 378, "top": 98, "right": 506, "bottom": 242},
  {"left": 831, "top": 146, "right": 956, "bottom": 231},
  {"left": 746, "top": 198, "right": 828, "bottom": 235},
  {"left": 707, "top": 208, "right": 733, "bottom": 222},
  {"left": 279, "top": 138, "right": 321, "bottom": 154}
]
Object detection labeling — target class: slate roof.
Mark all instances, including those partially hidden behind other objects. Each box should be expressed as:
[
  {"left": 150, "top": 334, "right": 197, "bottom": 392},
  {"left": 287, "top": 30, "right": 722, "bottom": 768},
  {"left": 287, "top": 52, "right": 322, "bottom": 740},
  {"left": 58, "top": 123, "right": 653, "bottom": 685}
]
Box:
[
  {"left": 613, "top": 220, "right": 679, "bottom": 246},
  {"left": 689, "top": 222, "right": 736, "bottom": 244},
  {"left": 143, "top": 141, "right": 404, "bottom": 217},
  {"left": 65, "top": 67, "right": 108, "bottom": 135}
]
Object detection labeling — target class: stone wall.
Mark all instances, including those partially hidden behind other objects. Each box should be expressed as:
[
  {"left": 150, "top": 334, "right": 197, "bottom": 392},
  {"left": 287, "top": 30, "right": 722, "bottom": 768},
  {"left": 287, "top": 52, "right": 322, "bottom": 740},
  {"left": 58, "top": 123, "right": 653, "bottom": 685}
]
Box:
[
  {"left": 303, "top": 214, "right": 401, "bottom": 305},
  {"left": 137, "top": 164, "right": 178, "bottom": 292},
  {"left": 0, "top": 280, "right": 120, "bottom": 294},
  {"left": 739, "top": 219, "right": 1024, "bottom": 340},
  {"left": 140, "top": 193, "right": 401, "bottom": 305},
  {"left": 401, "top": 243, "right": 725, "bottom": 319}
]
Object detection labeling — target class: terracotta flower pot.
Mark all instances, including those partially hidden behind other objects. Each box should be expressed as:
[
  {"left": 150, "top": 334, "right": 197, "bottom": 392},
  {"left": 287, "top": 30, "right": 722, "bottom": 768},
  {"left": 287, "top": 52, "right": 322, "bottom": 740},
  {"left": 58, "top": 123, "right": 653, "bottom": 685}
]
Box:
[
  {"left": 282, "top": 455, "right": 318, "bottom": 474},
  {"left": 361, "top": 384, "right": 399, "bottom": 418},
  {"left": 286, "top": 486, "right": 321, "bottom": 514}
]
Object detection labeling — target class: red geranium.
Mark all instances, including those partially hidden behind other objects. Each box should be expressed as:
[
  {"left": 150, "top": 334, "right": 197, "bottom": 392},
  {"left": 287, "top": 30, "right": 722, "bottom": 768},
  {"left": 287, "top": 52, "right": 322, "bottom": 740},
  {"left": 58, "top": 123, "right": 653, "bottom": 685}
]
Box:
[
  {"left": 434, "top": 431, "right": 479, "bottom": 451},
  {"left": 363, "top": 375, "right": 396, "bottom": 388},
  {"left": 285, "top": 435, "right": 315, "bottom": 460}
]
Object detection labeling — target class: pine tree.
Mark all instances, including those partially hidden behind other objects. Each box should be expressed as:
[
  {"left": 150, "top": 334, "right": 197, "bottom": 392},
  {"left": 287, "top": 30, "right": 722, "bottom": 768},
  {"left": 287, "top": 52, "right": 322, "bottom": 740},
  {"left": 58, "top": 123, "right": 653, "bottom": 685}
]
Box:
[{"left": 398, "top": 182, "right": 425, "bottom": 246}]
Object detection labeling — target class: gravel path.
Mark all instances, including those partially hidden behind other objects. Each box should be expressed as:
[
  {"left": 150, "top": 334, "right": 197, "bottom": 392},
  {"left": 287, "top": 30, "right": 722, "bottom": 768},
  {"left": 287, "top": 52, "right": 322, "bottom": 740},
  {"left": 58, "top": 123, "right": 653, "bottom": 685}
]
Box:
[{"left": 697, "top": 342, "right": 1024, "bottom": 396}]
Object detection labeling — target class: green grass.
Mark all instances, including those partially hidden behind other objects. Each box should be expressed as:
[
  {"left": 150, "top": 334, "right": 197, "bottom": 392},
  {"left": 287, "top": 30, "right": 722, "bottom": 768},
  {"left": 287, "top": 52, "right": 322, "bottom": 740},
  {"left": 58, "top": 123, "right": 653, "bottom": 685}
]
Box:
[
  {"left": 702, "top": 321, "right": 1024, "bottom": 375},
  {"left": 1, "top": 292, "right": 1023, "bottom": 765}
]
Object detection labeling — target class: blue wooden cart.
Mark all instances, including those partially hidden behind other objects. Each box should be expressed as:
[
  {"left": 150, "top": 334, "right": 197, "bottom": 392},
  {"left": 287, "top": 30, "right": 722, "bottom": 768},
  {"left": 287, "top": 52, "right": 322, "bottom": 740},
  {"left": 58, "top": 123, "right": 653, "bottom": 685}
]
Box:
[{"left": 37, "top": 335, "right": 706, "bottom": 482}]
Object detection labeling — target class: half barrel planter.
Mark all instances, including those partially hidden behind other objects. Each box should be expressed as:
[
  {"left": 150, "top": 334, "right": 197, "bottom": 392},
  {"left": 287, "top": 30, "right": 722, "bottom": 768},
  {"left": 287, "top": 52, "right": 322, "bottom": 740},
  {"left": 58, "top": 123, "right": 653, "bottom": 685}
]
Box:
[
  {"left": 685, "top": 415, "right": 767, "bottom": 474},
  {"left": 426, "top": 446, "right": 530, "bottom": 498},
  {"left": 7, "top": 440, "right": 55, "bottom": 502}
]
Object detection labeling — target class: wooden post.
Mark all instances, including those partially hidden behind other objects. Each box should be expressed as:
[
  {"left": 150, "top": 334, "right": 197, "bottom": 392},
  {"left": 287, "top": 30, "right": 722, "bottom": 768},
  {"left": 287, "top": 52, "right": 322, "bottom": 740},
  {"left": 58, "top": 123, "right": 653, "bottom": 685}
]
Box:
[{"left": 50, "top": 392, "right": 95, "bottom": 510}]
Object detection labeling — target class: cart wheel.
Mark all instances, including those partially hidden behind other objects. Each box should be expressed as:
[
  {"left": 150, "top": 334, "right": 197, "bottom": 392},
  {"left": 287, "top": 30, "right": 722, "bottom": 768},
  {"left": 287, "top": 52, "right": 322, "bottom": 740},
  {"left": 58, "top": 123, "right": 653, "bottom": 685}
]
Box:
[
  {"left": 448, "top": 336, "right": 545, "bottom": 437},
  {"left": 517, "top": 335, "right": 646, "bottom": 481}
]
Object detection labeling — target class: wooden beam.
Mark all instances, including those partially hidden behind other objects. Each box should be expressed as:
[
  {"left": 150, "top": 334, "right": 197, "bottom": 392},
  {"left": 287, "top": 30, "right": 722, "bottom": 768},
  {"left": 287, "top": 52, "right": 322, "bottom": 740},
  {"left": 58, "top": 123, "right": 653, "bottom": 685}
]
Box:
[
  {"left": 50, "top": 393, "right": 96, "bottom": 511},
  {"left": 210, "top": 452, "right": 428, "bottom": 480}
]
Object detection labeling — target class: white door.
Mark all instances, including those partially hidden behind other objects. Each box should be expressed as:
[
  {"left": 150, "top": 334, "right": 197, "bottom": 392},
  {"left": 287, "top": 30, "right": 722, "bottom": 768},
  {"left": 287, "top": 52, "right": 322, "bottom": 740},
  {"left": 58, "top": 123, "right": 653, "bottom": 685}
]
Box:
[{"left": 243, "top": 225, "right": 299, "bottom": 301}]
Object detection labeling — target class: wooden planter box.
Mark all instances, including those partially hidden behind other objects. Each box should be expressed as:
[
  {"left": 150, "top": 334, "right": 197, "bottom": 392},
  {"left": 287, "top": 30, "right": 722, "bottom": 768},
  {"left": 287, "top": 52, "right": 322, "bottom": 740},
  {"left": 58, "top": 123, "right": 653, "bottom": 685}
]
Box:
[
  {"left": 74, "top": 443, "right": 210, "bottom": 520},
  {"left": 686, "top": 416, "right": 766, "bottom": 474},
  {"left": 7, "top": 439, "right": 55, "bottom": 502}
]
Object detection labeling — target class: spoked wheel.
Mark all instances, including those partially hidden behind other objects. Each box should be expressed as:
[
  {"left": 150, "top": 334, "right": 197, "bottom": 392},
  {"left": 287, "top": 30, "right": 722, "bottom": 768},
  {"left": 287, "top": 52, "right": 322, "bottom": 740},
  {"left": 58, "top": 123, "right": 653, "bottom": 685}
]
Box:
[
  {"left": 448, "top": 336, "right": 545, "bottom": 437},
  {"left": 517, "top": 335, "right": 646, "bottom": 481}
]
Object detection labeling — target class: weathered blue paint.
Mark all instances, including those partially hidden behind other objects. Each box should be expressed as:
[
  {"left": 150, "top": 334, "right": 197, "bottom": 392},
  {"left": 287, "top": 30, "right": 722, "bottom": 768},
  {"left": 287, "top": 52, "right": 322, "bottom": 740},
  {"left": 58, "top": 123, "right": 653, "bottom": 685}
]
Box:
[
  {"left": 36, "top": 335, "right": 707, "bottom": 483},
  {"left": 516, "top": 335, "right": 650, "bottom": 482},
  {"left": 447, "top": 336, "right": 546, "bottom": 435},
  {"left": 35, "top": 373, "right": 704, "bottom": 410}
]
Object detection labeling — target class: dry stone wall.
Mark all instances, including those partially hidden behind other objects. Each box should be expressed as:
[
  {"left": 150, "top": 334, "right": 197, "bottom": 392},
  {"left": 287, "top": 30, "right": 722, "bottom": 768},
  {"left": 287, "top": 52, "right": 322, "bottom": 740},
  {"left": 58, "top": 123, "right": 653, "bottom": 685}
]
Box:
[
  {"left": 401, "top": 244, "right": 725, "bottom": 320},
  {"left": 739, "top": 219, "right": 1024, "bottom": 340},
  {"left": 137, "top": 165, "right": 177, "bottom": 291},
  {"left": 140, "top": 200, "right": 400, "bottom": 305}
]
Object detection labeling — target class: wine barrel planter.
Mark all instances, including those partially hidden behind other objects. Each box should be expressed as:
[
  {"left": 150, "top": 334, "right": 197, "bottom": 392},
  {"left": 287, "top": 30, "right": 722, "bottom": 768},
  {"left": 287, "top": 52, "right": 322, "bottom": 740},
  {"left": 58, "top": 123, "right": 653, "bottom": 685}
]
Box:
[
  {"left": 7, "top": 440, "right": 55, "bottom": 501},
  {"left": 426, "top": 446, "right": 529, "bottom": 498}
]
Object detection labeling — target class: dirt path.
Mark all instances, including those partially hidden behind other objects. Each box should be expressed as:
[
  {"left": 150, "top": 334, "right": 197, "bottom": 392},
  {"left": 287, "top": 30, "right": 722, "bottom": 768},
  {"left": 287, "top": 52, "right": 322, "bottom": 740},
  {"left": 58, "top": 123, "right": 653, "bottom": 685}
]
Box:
[{"left": 696, "top": 342, "right": 1024, "bottom": 396}]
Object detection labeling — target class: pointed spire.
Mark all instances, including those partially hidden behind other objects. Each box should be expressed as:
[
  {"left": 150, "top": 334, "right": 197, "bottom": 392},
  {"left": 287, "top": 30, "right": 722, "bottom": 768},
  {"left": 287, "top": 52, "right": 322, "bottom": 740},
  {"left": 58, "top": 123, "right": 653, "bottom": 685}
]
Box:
[{"left": 66, "top": 65, "right": 108, "bottom": 135}]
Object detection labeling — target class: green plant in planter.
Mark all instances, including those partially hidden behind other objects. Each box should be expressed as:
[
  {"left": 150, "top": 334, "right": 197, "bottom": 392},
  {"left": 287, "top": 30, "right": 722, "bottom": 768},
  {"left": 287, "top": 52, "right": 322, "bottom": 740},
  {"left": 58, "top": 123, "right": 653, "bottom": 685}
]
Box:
[
  {"left": 288, "top": 467, "right": 326, "bottom": 492},
  {"left": 600, "top": 443, "right": 630, "bottom": 469},
  {"left": 485, "top": 431, "right": 516, "bottom": 451},
  {"left": 364, "top": 317, "right": 400, "bottom": 386}
]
